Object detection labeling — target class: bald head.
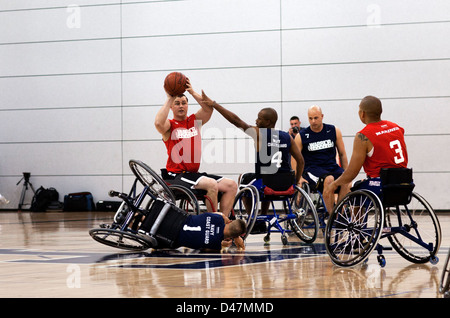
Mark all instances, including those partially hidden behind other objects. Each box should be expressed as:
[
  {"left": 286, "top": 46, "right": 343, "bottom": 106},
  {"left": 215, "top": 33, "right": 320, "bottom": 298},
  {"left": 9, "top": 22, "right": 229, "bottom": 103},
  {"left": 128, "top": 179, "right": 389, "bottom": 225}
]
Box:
[
  {"left": 359, "top": 96, "right": 382, "bottom": 121},
  {"left": 308, "top": 105, "right": 323, "bottom": 115},
  {"left": 307, "top": 105, "right": 324, "bottom": 132}
]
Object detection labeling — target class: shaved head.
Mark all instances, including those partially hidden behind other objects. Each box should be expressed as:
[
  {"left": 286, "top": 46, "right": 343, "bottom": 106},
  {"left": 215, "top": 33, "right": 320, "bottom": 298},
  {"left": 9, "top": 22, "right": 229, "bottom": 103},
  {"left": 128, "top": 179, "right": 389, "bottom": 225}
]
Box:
[
  {"left": 359, "top": 96, "right": 382, "bottom": 121},
  {"left": 260, "top": 107, "right": 278, "bottom": 126}
]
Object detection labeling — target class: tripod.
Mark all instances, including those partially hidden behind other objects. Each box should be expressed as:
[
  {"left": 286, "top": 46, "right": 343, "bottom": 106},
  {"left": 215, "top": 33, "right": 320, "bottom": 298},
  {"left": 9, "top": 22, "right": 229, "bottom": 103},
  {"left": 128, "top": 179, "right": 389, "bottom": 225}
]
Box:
[{"left": 17, "top": 172, "right": 36, "bottom": 211}]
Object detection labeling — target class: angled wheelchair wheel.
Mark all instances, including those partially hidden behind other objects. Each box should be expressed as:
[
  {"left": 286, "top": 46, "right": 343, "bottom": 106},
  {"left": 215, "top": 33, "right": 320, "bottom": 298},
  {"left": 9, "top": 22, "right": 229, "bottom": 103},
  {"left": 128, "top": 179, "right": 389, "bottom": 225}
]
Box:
[
  {"left": 168, "top": 184, "right": 201, "bottom": 215},
  {"left": 233, "top": 185, "right": 259, "bottom": 239},
  {"left": 89, "top": 228, "right": 153, "bottom": 251},
  {"left": 129, "top": 160, "right": 175, "bottom": 203},
  {"left": 325, "top": 190, "right": 384, "bottom": 267},
  {"left": 288, "top": 185, "right": 319, "bottom": 244},
  {"left": 385, "top": 192, "right": 441, "bottom": 264},
  {"left": 440, "top": 248, "right": 450, "bottom": 296}
]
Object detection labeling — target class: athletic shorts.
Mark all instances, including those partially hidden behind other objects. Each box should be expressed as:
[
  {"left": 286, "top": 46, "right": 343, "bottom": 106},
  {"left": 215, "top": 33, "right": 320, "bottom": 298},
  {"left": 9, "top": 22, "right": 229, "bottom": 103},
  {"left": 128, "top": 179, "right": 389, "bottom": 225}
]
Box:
[
  {"left": 303, "top": 165, "right": 344, "bottom": 191},
  {"left": 239, "top": 172, "right": 295, "bottom": 191},
  {"left": 162, "top": 170, "right": 223, "bottom": 189},
  {"left": 351, "top": 177, "right": 382, "bottom": 197}
]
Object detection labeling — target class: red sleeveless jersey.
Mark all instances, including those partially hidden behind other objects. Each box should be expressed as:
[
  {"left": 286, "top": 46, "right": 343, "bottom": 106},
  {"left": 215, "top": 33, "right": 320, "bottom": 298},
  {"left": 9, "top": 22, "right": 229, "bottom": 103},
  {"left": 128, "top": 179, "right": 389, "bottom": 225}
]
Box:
[
  {"left": 163, "top": 114, "right": 202, "bottom": 173},
  {"left": 359, "top": 120, "right": 408, "bottom": 178}
]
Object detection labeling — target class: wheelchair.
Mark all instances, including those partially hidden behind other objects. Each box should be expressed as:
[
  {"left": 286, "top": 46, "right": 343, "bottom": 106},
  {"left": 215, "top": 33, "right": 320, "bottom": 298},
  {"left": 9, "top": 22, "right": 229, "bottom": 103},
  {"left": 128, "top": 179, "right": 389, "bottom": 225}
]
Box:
[
  {"left": 89, "top": 159, "right": 186, "bottom": 250},
  {"left": 89, "top": 160, "right": 257, "bottom": 250},
  {"left": 233, "top": 172, "right": 319, "bottom": 245},
  {"left": 324, "top": 168, "right": 442, "bottom": 268}
]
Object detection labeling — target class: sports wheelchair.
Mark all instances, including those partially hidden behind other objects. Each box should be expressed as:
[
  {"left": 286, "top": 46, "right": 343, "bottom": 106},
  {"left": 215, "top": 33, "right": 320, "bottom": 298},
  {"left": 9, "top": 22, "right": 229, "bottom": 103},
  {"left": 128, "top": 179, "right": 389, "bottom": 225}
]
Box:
[
  {"left": 89, "top": 160, "right": 255, "bottom": 250},
  {"left": 324, "top": 168, "right": 442, "bottom": 268},
  {"left": 233, "top": 172, "right": 319, "bottom": 245},
  {"left": 89, "top": 160, "right": 185, "bottom": 250}
]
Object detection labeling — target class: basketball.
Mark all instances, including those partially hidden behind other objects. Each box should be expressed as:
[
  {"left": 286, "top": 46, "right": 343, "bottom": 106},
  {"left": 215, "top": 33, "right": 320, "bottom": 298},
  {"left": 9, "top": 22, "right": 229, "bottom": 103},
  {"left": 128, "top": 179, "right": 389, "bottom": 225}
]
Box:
[{"left": 164, "top": 72, "right": 187, "bottom": 96}]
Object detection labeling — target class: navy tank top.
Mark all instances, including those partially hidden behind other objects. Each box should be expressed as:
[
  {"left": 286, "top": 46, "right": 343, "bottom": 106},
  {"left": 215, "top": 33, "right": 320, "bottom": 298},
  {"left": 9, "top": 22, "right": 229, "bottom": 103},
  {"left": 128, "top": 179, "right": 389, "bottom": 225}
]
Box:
[
  {"left": 256, "top": 128, "right": 292, "bottom": 176},
  {"left": 300, "top": 123, "right": 338, "bottom": 168},
  {"left": 176, "top": 213, "right": 225, "bottom": 250}
]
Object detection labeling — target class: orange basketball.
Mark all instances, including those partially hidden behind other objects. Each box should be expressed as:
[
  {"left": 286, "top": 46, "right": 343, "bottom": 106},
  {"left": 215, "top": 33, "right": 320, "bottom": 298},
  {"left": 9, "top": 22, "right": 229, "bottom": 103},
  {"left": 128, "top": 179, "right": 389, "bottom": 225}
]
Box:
[{"left": 164, "top": 72, "right": 187, "bottom": 96}]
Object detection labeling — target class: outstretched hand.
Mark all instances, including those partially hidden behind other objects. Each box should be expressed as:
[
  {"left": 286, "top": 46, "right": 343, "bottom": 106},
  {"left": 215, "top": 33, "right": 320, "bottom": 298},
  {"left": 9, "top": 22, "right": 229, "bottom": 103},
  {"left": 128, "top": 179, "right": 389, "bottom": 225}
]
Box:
[{"left": 201, "top": 90, "right": 215, "bottom": 108}]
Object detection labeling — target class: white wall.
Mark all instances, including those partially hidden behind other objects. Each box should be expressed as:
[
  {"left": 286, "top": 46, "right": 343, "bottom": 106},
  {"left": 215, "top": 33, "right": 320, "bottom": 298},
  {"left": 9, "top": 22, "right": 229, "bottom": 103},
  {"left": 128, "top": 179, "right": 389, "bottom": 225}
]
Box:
[{"left": 0, "top": 0, "right": 449, "bottom": 209}]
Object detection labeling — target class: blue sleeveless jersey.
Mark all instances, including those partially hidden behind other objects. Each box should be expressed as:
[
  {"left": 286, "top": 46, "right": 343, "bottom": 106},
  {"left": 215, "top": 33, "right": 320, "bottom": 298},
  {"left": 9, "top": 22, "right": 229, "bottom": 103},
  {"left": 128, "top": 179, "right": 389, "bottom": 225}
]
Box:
[
  {"left": 300, "top": 124, "right": 338, "bottom": 168},
  {"left": 176, "top": 213, "right": 225, "bottom": 250},
  {"left": 256, "top": 128, "right": 292, "bottom": 175}
]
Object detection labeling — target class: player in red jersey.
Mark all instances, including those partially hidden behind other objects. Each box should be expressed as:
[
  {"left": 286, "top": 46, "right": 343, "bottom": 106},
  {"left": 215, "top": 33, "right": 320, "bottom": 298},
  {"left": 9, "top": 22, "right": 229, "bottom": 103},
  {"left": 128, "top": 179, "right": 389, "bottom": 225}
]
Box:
[
  {"left": 155, "top": 79, "right": 237, "bottom": 214},
  {"left": 324, "top": 95, "right": 408, "bottom": 200}
]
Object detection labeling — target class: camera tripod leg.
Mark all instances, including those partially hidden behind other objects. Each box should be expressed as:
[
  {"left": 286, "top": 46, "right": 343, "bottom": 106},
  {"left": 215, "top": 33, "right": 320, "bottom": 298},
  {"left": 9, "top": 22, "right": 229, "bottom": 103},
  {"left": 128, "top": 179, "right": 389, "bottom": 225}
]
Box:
[{"left": 18, "top": 181, "right": 36, "bottom": 211}]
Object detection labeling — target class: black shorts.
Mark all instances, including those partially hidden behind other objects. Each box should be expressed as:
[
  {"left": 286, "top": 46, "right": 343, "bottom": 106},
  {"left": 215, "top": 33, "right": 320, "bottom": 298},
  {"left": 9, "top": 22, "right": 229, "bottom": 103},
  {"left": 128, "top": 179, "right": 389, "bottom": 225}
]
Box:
[
  {"left": 162, "top": 170, "right": 223, "bottom": 189},
  {"left": 240, "top": 171, "right": 295, "bottom": 191}
]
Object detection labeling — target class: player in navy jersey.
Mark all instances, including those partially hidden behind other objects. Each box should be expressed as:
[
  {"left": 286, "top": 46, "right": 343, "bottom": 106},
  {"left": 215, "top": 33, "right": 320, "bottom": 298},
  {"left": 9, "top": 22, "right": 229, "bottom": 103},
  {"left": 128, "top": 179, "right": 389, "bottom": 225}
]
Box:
[
  {"left": 200, "top": 91, "right": 304, "bottom": 187},
  {"left": 200, "top": 91, "right": 304, "bottom": 220},
  {"left": 295, "top": 105, "right": 349, "bottom": 214},
  {"left": 175, "top": 212, "right": 246, "bottom": 251}
]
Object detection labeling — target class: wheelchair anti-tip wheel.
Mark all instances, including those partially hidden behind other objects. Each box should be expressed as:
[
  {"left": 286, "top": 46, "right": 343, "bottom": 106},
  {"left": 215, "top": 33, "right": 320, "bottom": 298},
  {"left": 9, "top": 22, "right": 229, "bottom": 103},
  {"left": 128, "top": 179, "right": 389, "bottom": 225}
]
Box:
[
  {"left": 129, "top": 160, "right": 175, "bottom": 203},
  {"left": 233, "top": 185, "right": 259, "bottom": 240},
  {"left": 89, "top": 228, "right": 153, "bottom": 251},
  {"left": 325, "top": 190, "right": 384, "bottom": 267}
]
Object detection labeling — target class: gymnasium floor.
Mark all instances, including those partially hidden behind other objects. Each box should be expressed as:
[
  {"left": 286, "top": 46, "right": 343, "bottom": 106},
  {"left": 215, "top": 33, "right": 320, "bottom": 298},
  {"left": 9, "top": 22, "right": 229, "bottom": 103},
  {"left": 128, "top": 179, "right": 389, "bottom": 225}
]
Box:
[{"left": 0, "top": 210, "right": 448, "bottom": 299}]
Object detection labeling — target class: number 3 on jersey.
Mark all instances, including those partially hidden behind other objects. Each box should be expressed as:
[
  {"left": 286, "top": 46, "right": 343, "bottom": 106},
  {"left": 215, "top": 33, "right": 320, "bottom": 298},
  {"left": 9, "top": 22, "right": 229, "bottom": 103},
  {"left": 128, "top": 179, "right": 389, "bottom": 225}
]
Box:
[{"left": 390, "top": 140, "right": 405, "bottom": 164}]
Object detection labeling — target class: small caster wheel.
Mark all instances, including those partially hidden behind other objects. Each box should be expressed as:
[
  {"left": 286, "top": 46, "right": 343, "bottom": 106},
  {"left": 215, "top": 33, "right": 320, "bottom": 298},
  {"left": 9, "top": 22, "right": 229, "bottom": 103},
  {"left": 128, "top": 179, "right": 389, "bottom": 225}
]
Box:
[
  {"left": 264, "top": 234, "right": 270, "bottom": 244},
  {"left": 377, "top": 255, "right": 386, "bottom": 268},
  {"left": 430, "top": 256, "right": 439, "bottom": 265},
  {"left": 281, "top": 234, "right": 288, "bottom": 246}
]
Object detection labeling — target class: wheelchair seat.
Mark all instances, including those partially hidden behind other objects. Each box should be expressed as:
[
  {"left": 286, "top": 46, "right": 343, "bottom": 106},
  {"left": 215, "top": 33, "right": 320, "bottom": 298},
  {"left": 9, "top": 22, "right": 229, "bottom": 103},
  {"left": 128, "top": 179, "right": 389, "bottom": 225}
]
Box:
[
  {"left": 263, "top": 185, "right": 296, "bottom": 196},
  {"left": 250, "top": 172, "right": 296, "bottom": 197},
  {"left": 380, "top": 168, "right": 415, "bottom": 207}
]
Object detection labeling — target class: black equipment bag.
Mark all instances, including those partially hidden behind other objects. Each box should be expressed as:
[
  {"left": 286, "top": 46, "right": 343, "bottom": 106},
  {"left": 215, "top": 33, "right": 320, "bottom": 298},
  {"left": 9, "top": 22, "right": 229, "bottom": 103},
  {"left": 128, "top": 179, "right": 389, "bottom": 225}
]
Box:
[
  {"left": 96, "top": 200, "right": 121, "bottom": 211},
  {"left": 30, "top": 187, "right": 59, "bottom": 212},
  {"left": 63, "top": 192, "right": 95, "bottom": 211}
]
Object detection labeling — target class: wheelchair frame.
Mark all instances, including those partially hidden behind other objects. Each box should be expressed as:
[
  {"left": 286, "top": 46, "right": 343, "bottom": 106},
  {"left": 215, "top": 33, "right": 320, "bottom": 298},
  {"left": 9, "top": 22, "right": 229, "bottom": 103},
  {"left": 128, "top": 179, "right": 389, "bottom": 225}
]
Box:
[
  {"left": 324, "top": 169, "right": 442, "bottom": 268},
  {"left": 234, "top": 179, "right": 319, "bottom": 245},
  {"left": 90, "top": 160, "right": 260, "bottom": 250},
  {"left": 90, "top": 160, "right": 179, "bottom": 251}
]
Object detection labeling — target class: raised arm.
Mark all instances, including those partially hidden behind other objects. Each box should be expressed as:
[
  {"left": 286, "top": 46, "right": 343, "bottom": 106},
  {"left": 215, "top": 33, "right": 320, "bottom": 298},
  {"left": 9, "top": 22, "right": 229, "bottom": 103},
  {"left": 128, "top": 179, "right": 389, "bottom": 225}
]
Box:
[
  {"left": 201, "top": 90, "right": 252, "bottom": 131},
  {"left": 186, "top": 79, "right": 213, "bottom": 125},
  {"left": 154, "top": 94, "right": 176, "bottom": 141}
]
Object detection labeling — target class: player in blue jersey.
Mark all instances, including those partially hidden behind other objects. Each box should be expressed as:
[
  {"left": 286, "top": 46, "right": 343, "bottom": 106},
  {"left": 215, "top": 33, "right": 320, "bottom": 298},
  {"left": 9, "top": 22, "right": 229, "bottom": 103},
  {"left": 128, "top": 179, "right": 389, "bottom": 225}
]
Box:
[
  {"left": 200, "top": 91, "right": 304, "bottom": 220},
  {"left": 200, "top": 91, "right": 304, "bottom": 187},
  {"left": 295, "top": 105, "right": 349, "bottom": 214},
  {"left": 175, "top": 212, "right": 246, "bottom": 251}
]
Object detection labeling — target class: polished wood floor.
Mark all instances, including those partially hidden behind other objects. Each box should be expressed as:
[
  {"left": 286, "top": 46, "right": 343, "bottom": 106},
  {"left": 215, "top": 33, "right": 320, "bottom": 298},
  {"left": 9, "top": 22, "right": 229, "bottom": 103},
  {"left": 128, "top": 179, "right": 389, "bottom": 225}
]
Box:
[{"left": 0, "top": 210, "right": 449, "bottom": 299}]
